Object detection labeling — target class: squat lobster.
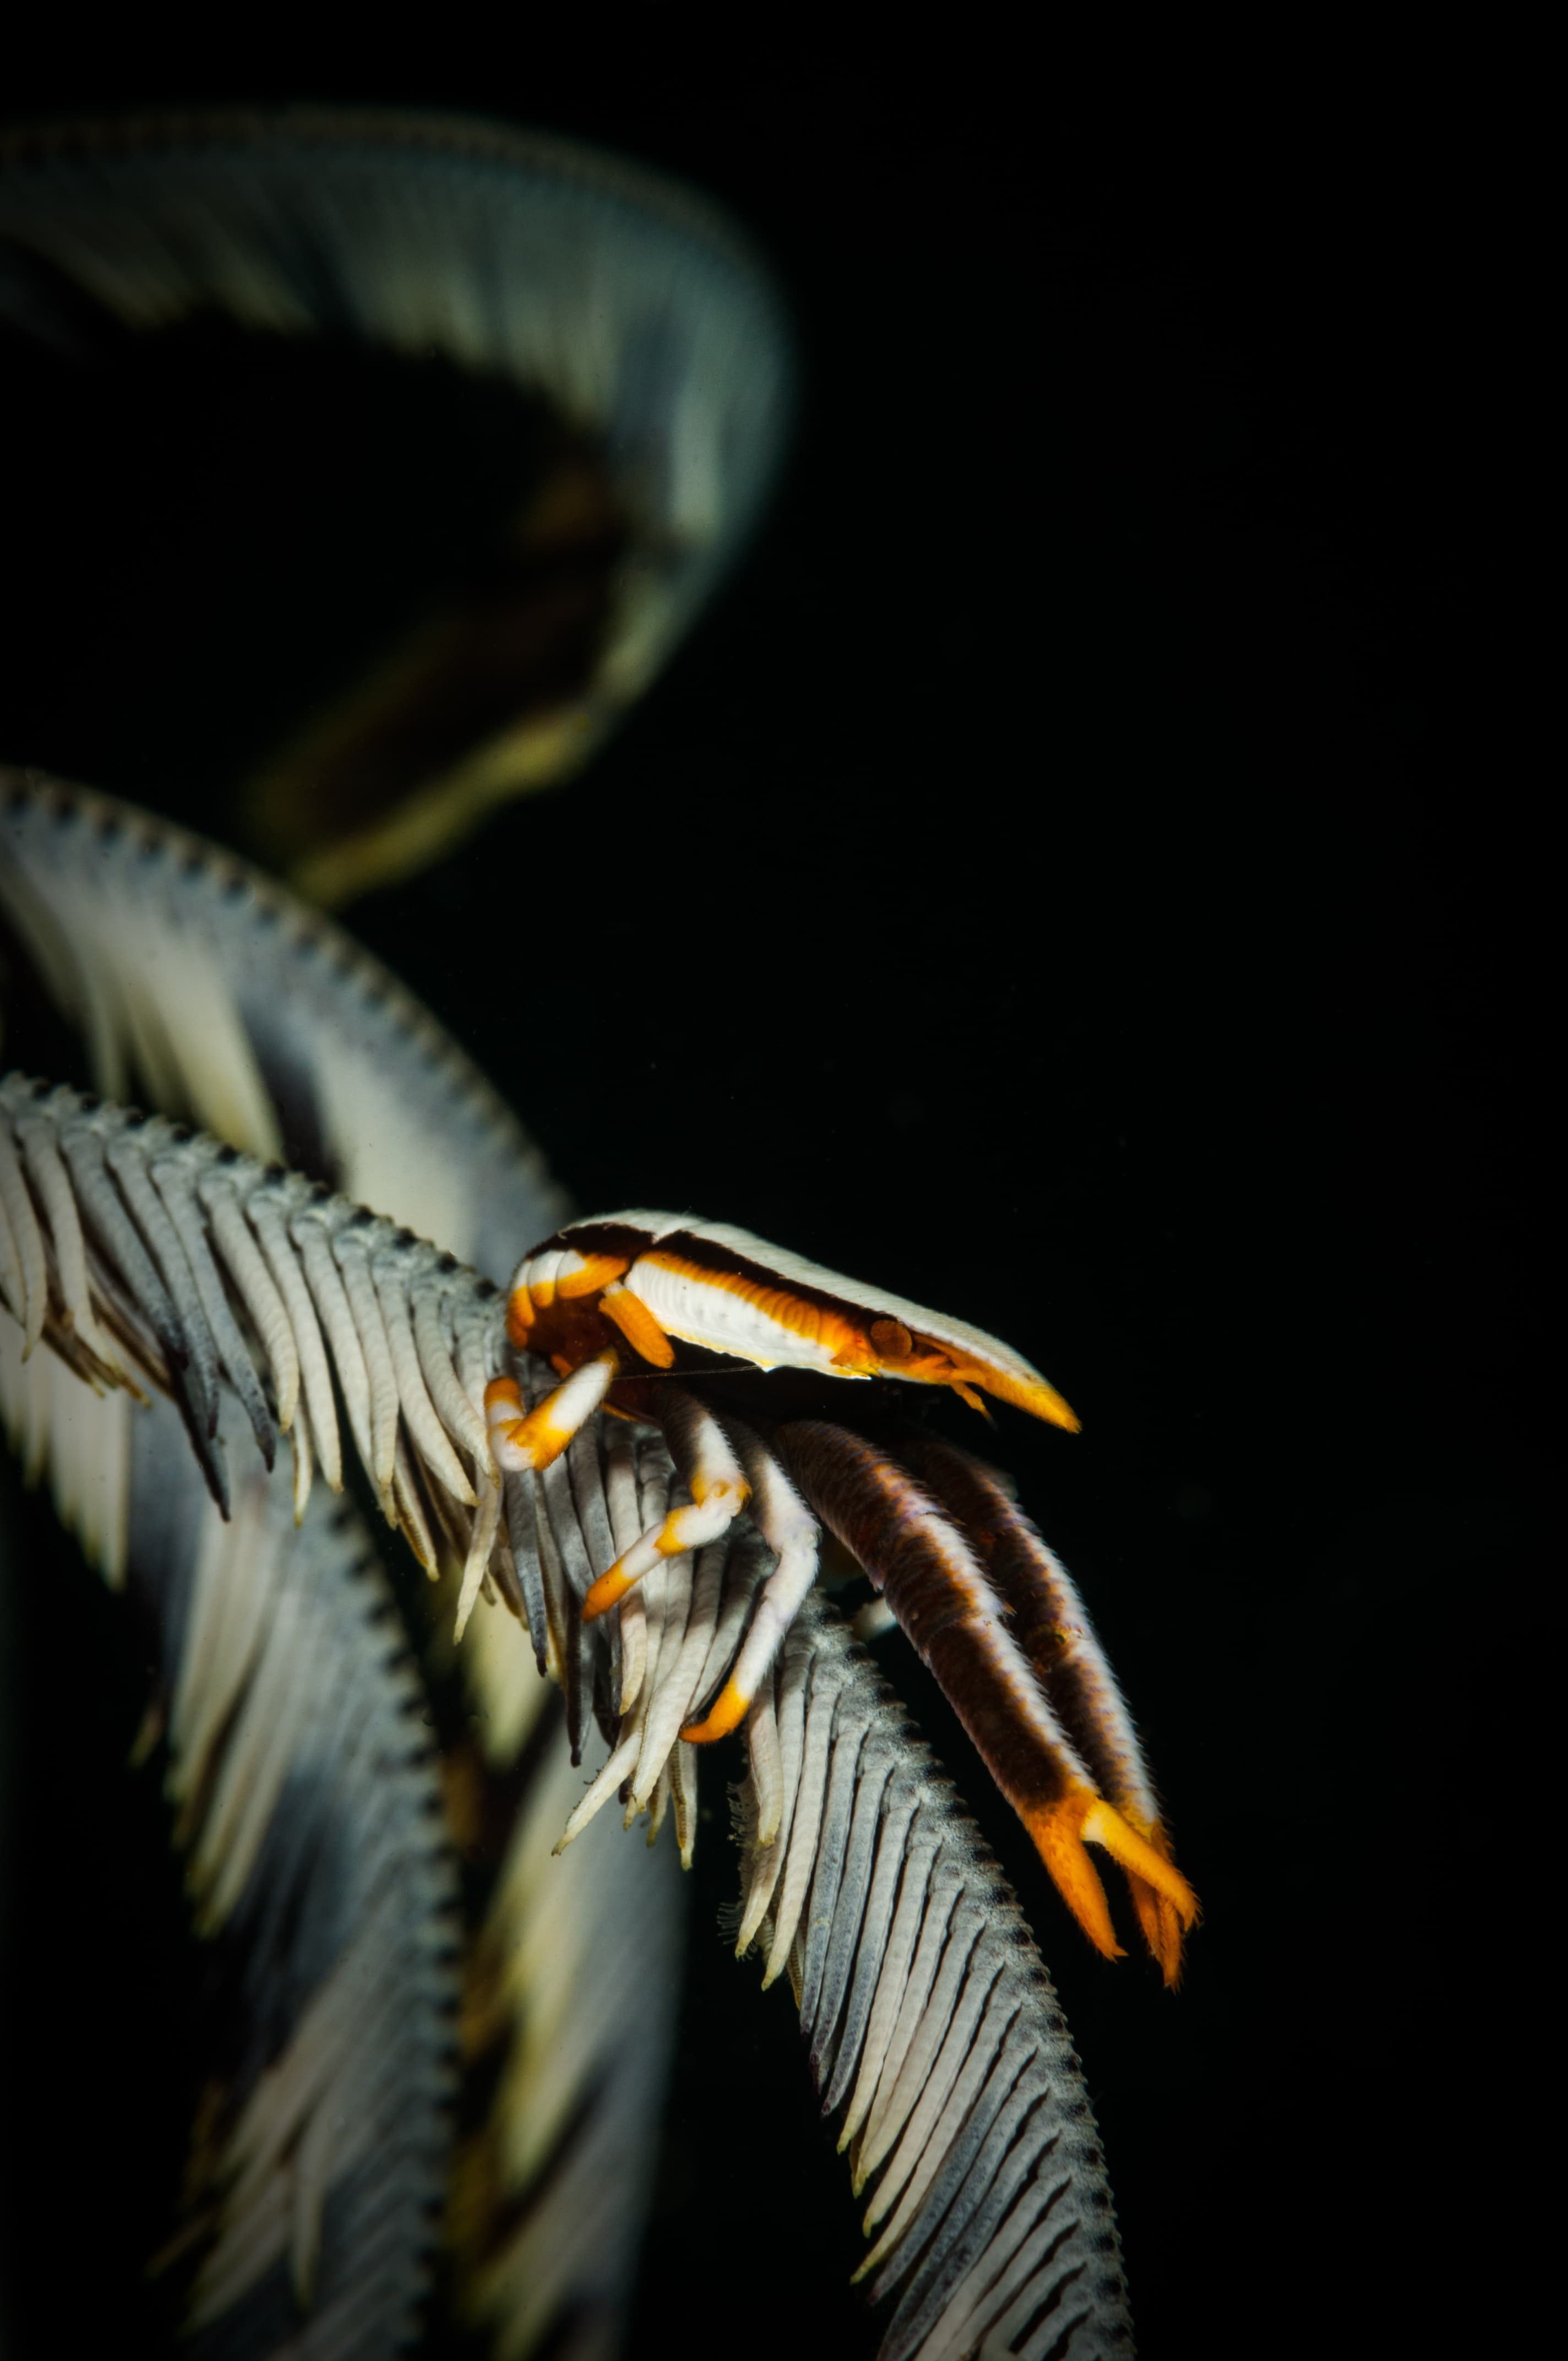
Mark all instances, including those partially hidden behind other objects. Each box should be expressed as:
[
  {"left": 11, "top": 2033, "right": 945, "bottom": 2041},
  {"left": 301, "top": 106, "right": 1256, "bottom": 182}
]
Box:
[
  {"left": 486, "top": 1211, "right": 1080, "bottom": 1448},
  {"left": 484, "top": 1212, "right": 1200, "bottom": 1979}
]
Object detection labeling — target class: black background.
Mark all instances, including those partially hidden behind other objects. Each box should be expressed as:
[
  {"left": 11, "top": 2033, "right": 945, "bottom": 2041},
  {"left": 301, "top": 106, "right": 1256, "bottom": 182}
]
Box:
[{"left": 0, "top": 32, "right": 1545, "bottom": 2361}]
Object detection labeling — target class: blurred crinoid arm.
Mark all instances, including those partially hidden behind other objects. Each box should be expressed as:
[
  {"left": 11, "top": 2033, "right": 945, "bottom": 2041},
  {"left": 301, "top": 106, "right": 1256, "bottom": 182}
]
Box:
[
  {"left": 0, "top": 768, "right": 570, "bottom": 1268},
  {"left": 733, "top": 1591, "right": 1136, "bottom": 2361},
  {"left": 0, "top": 1068, "right": 679, "bottom": 2358},
  {"left": 1, "top": 1305, "right": 461, "bottom": 2351},
  {"left": 0, "top": 109, "right": 793, "bottom": 902},
  {"left": 1, "top": 770, "right": 680, "bottom": 2361}
]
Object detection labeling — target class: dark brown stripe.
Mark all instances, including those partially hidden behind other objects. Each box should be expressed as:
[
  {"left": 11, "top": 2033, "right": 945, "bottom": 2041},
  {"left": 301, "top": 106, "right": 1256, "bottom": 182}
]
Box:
[
  {"left": 775, "top": 1420, "right": 1075, "bottom": 1821},
  {"left": 532, "top": 1217, "right": 652, "bottom": 1263},
  {"left": 900, "top": 1430, "right": 1148, "bottom": 1823}
]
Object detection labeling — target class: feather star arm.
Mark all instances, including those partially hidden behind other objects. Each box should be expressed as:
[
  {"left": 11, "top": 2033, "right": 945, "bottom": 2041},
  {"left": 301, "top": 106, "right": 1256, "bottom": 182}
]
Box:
[
  {"left": 0, "top": 769, "right": 683, "bottom": 2360},
  {"left": 0, "top": 108, "right": 794, "bottom": 905}
]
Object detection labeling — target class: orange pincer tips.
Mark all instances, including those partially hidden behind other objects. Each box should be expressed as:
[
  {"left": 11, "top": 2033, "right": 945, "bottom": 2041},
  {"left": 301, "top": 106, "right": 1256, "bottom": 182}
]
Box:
[
  {"left": 1081, "top": 1799, "right": 1199, "bottom": 1917},
  {"left": 1027, "top": 1789, "right": 1126, "bottom": 1963},
  {"left": 1027, "top": 1788, "right": 1199, "bottom": 1979},
  {"left": 1127, "top": 1877, "right": 1190, "bottom": 1988}
]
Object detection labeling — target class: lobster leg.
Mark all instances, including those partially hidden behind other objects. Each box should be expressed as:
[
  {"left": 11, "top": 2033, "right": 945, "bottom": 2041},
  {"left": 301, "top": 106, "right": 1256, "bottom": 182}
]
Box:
[
  {"left": 582, "top": 1392, "right": 749, "bottom": 1620},
  {"left": 680, "top": 1422, "right": 820, "bottom": 1742}
]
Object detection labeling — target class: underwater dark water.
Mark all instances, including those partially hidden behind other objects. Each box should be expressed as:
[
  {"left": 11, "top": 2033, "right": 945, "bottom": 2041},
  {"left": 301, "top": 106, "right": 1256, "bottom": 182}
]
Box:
[{"left": 0, "top": 45, "right": 1542, "bottom": 2361}]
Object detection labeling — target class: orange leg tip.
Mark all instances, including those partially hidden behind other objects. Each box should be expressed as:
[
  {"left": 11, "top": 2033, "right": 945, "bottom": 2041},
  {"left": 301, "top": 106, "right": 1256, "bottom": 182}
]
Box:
[
  {"left": 484, "top": 1377, "right": 523, "bottom": 1412},
  {"left": 680, "top": 1679, "right": 749, "bottom": 1745},
  {"left": 582, "top": 1568, "right": 635, "bottom": 1623},
  {"left": 1155, "top": 1895, "right": 1188, "bottom": 1988},
  {"left": 511, "top": 1424, "right": 568, "bottom": 1473},
  {"left": 1080, "top": 1799, "right": 1200, "bottom": 1929},
  {"left": 1026, "top": 1796, "right": 1124, "bottom": 1962},
  {"left": 1128, "top": 1874, "right": 1187, "bottom": 1987}
]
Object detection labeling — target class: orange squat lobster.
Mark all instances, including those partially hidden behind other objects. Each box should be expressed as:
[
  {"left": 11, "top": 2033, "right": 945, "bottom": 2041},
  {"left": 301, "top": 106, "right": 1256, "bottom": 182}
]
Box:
[{"left": 484, "top": 1213, "right": 1199, "bottom": 1982}]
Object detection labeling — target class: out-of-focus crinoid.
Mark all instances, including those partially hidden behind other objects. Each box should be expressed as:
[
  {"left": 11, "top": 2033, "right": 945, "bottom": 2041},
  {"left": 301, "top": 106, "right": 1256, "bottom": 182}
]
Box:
[{"left": 0, "top": 108, "right": 792, "bottom": 906}]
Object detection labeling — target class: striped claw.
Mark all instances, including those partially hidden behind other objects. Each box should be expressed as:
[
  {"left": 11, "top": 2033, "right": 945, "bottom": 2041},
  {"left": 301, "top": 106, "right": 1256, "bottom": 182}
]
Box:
[{"left": 484, "top": 1349, "right": 618, "bottom": 1473}]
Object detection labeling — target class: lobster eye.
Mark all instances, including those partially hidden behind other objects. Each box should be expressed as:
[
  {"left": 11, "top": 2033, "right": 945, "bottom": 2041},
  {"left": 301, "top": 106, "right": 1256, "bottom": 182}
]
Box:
[{"left": 870, "top": 1316, "right": 913, "bottom": 1359}]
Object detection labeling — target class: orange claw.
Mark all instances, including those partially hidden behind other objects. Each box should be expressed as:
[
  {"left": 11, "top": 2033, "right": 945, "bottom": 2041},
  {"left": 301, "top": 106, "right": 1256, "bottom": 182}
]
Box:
[
  {"left": 1128, "top": 1880, "right": 1189, "bottom": 1987},
  {"left": 680, "top": 1677, "right": 749, "bottom": 1745},
  {"left": 1112, "top": 1811, "right": 1196, "bottom": 1986},
  {"left": 1026, "top": 1788, "right": 1199, "bottom": 1979},
  {"left": 1026, "top": 1789, "right": 1125, "bottom": 1962}
]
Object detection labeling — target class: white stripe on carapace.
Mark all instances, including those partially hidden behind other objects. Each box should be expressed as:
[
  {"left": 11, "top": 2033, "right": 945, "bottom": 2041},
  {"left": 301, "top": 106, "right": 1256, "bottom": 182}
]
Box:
[{"left": 515, "top": 1213, "right": 1079, "bottom": 1430}]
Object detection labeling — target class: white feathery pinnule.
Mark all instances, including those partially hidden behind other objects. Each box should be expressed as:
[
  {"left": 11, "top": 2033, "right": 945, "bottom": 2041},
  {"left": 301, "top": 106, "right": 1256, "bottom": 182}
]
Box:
[
  {"left": 725, "top": 1596, "right": 1135, "bottom": 2354},
  {"left": 0, "top": 1077, "right": 511, "bottom": 1577}
]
